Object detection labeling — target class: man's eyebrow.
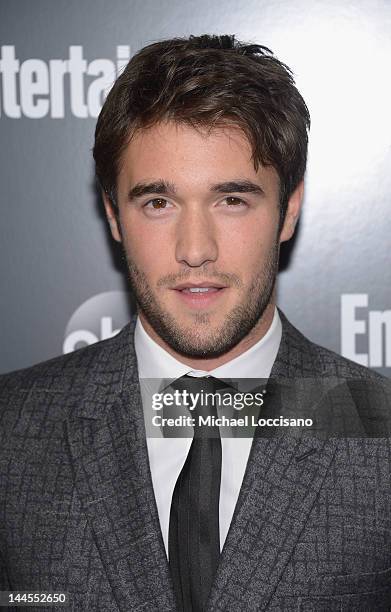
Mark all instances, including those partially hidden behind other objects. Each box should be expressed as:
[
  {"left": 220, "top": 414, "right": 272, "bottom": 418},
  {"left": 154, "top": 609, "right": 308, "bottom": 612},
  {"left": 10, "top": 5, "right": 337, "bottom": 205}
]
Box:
[
  {"left": 127, "top": 179, "right": 265, "bottom": 201},
  {"left": 210, "top": 180, "right": 265, "bottom": 196},
  {"left": 127, "top": 180, "right": 176, "bottom": 201}
]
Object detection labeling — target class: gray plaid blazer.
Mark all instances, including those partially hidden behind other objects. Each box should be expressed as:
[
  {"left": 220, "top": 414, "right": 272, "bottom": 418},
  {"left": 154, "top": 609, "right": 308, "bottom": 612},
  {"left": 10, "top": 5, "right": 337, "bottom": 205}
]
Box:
[{"left": 1, "top": 310, "right": 391, "bottom": 611}]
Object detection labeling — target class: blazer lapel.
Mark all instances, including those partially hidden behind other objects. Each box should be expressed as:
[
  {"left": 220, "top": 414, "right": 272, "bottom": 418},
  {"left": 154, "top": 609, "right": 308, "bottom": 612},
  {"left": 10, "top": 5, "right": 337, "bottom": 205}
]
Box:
[
  {"left": 65, "top": 321, "right": 176, "bottom": 612},
  {"left": 207, "top": 311, "right": 338, "bottom": 611}
]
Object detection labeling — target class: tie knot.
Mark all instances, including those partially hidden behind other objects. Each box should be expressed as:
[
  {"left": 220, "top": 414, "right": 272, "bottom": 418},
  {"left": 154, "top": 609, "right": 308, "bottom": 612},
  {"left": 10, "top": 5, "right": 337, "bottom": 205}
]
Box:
[
  {"left": 170, "top": 375, "right": 224, "bottom": 438},
  {"left": 171, "top": 374, "right": 224, "bottom": 394}
]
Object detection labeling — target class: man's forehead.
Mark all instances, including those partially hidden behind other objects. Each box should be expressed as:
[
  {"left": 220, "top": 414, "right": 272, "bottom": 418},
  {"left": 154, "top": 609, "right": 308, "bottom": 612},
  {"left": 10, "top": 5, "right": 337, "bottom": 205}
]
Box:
[
  {"left": 117, "top": 121, "right": 279, "bottom": 191},
  {"left": 121, "top": 119, "right": 255, "bottom": 162}
]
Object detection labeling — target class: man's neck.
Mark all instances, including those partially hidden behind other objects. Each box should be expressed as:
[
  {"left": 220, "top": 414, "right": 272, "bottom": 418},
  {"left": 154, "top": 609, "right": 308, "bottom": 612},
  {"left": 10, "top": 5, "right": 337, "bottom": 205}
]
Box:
[{"left": 138, "top": 301, "right": 276, "bottom": 371}]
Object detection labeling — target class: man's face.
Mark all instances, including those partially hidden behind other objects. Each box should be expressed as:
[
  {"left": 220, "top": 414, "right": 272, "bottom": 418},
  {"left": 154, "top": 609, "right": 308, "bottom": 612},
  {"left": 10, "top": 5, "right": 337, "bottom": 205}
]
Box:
[{"left": 105, "top": 121, "right": 301, "bottom": 359}]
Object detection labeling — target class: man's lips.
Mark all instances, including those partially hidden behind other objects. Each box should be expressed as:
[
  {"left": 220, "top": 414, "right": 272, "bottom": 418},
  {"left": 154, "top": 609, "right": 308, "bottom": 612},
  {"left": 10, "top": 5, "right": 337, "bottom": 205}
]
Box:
[
  {"left": 172, "top": 281, "right": 227, "bottom": 291},
  {"left": 170, "top": 283, "right": 228, "bottom": 308}
]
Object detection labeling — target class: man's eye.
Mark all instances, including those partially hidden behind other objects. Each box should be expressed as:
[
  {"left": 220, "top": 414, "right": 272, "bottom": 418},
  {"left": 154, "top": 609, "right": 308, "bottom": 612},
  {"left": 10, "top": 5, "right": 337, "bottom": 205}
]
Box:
[
  {"left": 224, "top": 196, "right": 246, "bottom": 207},
  {"left": 144, "top": 198, "right": 169, "bottom": 209}
]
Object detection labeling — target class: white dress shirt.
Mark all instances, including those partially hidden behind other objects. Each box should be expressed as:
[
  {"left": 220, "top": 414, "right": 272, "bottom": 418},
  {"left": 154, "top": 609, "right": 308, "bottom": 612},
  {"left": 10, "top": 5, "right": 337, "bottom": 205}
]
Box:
[{"left": 134, "top": 308, "right": 282, "bottom": 555}]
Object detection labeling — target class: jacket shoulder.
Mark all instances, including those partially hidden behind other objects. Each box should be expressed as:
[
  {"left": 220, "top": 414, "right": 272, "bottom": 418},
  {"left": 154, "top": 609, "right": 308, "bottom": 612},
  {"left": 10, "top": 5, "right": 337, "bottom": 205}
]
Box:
[
  {"left": 278, "top": 311, "right": 391, "bottom": 433},
  {"left": 1, "top": 333, "right": 117, "bottom": 392},
  {"left": 0, "top": 320, "right": 136, "bottom": 423},
  {"left": 279, "top": 310, "right": 387, "bottom": 382},
  {"left": 311, "top": 339, "right": 385, "bottom": 381}
]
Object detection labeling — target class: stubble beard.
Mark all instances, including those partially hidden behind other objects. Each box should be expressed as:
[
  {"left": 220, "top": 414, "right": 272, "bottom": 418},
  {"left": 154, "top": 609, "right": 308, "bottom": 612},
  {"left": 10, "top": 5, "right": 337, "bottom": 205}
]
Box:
[{"left": 122, "top": 242, "right": 279, "bottom": 359}]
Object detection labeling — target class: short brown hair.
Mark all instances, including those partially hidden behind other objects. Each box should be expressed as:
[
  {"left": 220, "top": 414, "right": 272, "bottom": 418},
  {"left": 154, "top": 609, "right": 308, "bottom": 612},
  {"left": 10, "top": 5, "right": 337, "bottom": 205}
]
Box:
[{"left": 93, "top": 34, "right": 310, "bottom": 225}]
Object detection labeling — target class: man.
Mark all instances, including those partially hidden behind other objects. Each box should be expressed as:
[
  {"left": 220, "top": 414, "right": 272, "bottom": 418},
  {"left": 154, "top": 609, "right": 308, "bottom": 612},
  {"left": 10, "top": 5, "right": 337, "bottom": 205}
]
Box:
[{"left": 1, "top": 34, "right": 391, "bottom": 612}]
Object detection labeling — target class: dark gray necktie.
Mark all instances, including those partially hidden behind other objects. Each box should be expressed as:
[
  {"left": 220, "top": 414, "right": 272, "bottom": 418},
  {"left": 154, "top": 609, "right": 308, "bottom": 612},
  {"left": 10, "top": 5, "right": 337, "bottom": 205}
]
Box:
[{"left": 168, "top": 375, "right": 222, "bottom": 612}]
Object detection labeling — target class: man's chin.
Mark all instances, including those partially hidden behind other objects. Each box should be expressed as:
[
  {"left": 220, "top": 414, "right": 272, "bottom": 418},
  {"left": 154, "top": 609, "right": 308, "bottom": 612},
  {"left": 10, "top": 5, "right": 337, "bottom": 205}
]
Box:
[
  {"left": 141, "top": 314, "right": 252, "bottom": 359},
  {"left": 163, "top": 337, "right": 238, "bottom": 359}
]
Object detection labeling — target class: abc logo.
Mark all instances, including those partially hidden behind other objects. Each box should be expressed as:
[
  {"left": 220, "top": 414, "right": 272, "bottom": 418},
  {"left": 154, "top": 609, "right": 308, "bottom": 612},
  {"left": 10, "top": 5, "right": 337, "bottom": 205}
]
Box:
[{"left": 63, "top": 291, "right": 134, "bottom": 354}]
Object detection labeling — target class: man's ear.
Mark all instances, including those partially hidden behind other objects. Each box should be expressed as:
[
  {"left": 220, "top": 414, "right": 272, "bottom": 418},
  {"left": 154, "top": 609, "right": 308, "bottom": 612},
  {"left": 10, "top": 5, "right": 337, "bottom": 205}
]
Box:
[
  {"left": 102, "top": 191, "right": 122, "bottom": 242},
  {"left": 279, "top": 180, "right": 304, "bottom": 243}
]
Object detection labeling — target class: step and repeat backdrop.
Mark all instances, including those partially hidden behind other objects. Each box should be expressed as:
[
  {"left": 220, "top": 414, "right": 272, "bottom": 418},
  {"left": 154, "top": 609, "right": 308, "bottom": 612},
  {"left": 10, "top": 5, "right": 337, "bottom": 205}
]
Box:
[{"left": 1, "top": 0, "right": 390, "bottom": 376}]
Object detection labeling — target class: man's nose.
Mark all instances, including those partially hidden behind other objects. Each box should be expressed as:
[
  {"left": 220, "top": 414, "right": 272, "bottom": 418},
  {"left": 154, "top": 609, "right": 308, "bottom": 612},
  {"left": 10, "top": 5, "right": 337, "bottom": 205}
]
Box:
[{"left": 175, "top": 206, "right": 218, "bottom": 268}]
